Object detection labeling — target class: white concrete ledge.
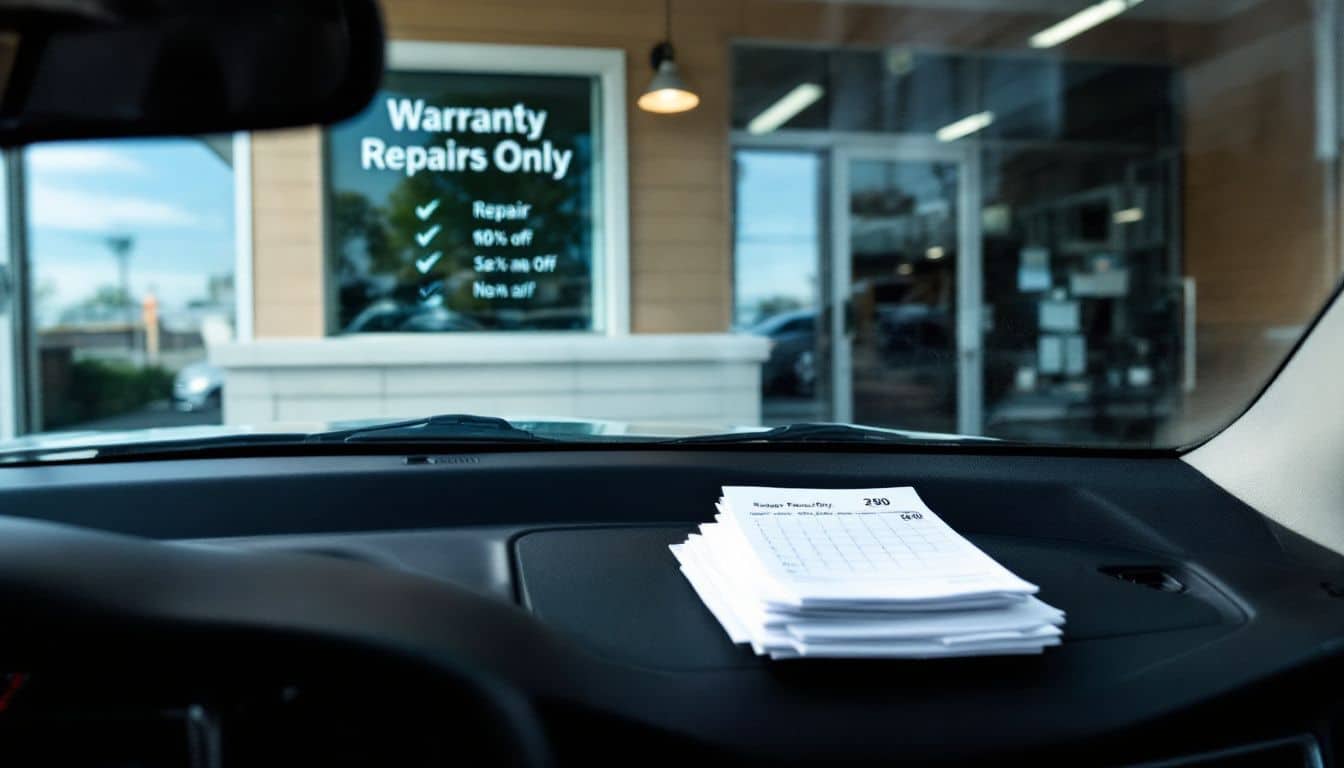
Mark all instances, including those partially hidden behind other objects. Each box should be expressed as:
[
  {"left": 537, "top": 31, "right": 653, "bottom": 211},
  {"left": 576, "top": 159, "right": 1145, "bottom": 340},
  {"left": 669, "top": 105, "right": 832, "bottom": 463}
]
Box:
[
  {"left": 212, "top": 333, "right": 768, "bottom": 366},
  {"left": 210, "top": 334, "right": 770, "bottom": 427}
]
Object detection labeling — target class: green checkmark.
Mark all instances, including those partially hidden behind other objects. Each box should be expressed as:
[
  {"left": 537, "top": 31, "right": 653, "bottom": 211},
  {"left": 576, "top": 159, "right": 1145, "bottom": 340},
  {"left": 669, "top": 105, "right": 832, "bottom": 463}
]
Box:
[
  {"left": 415, "top": 224, "right": 442, "bottom": 247},
  {"left": 415, "top": 199, "right": 441, "bottom": 220},
  {"left": 415, "top": 251, "right": 442, "bottom": 274}
]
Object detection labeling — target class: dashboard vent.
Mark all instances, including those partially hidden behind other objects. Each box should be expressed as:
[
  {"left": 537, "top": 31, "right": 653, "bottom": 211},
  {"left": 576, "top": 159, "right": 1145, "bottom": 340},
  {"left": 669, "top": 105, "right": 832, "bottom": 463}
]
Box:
[
  {"left": 1126, "top": 734, "right": 1322, "bottom": 767},
  {"left": 1099, "top": 565, "right": 1185, "bottom": 593},
  {"left": 405, "top": 455, "right": 481, "bottom": 465}
]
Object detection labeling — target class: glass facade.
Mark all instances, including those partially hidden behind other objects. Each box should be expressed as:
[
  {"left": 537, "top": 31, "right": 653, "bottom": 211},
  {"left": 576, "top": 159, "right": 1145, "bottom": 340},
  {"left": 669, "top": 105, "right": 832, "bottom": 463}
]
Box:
[
  {"left": 980, "top": 145, "right": 1182, "bottom": 444},
  {"left": 844, "top": 156, "right": 961, "bottom": 435},
  {"left": 731, "top": 38, "right": 1305, "bottom": 445},
  {"left": 733, "top": 150, "right": 828, "bottom": 422}
]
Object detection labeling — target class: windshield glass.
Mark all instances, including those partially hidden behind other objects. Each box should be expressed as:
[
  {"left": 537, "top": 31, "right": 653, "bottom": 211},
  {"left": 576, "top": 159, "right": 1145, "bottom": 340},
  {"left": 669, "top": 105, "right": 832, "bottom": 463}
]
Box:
[{"left": 1, "top": 0, "right": 1338, "bottom": 451}]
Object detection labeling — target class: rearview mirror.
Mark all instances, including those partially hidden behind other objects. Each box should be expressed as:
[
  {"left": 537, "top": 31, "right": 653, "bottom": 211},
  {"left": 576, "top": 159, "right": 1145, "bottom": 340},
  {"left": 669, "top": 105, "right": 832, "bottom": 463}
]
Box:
[{"left": 0, "top": 0, "right": 384, "bottom": 145}]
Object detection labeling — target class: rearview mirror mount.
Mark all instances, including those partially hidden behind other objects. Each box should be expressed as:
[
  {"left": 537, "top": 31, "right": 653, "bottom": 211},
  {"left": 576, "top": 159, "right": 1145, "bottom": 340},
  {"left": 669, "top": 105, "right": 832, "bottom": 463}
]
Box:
[{"left": 0, "top": 0, "right": 384, "bottom": 145}]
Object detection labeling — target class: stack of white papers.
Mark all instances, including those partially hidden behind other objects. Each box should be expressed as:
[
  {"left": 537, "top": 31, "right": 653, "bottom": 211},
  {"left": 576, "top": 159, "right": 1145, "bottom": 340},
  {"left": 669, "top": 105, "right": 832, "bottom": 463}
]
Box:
[{"left": 670, "top": 486, "right": 1065, "bottom": 659}]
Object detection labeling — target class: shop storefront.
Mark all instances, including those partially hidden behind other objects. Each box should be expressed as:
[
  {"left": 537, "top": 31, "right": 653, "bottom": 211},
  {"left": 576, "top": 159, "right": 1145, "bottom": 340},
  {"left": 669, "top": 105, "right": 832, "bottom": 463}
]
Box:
[
  {"left": 0, "top": 0, "right": 1337, "bottom": 445},
  {"left": 731, "top": 43, "right": 1185, "bottom": 443},
  {"left": 214, "top": 39, "right": 769, "bottom": 426}
]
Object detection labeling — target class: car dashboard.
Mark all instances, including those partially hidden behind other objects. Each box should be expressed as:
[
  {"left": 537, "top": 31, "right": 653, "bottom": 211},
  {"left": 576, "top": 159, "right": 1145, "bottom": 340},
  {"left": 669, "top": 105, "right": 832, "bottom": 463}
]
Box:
[{"left": 0, "top": 447, "right": 1339, "bottom": 766}]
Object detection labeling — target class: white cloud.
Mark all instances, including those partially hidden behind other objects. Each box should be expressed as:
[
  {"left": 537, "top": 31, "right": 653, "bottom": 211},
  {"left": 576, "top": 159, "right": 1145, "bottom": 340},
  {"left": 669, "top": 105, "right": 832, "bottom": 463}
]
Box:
[
  {"left": 29, "top": 183, "right": 200, "bottom": 232},
  {"left": 27, "top": 146, "right": 147, "bottom": 175},
  {"left": 34, "top": 263, "right": 222, "bottom": 328}
]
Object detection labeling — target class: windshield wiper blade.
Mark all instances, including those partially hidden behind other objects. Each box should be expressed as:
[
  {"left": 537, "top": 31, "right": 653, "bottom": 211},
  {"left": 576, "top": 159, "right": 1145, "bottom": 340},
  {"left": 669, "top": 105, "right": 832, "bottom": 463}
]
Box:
[
  {"left": 0, "top": 415, "right": 545, "bottom": 464},
  {"left": 0, "top": 432, "right": 313, "bottom": 464},
  {"left": 660, "top": 422, "right": 995, "bottom": 446},
  {"left": 308, "top": 414, "right": 548, "bottom": 444}
]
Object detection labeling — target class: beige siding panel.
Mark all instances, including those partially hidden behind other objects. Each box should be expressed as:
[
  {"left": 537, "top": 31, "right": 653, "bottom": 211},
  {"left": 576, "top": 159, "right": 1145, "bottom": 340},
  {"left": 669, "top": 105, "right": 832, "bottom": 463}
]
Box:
[
  {"left": 633, "top": 211, "right": 725, "bottom": 243},
  {"left": 634, "top": 271, "right": 729, "bottom": 302},
  {"left": 256, "top": 276, "right": 323, "bottom": 308},
  {"left": 635, "top": 301, "right": 728, "bottom": 333},
  {"left": 253, "top": 302, "right": 326, "bottom": 339},
  {"left": 630, "top": 152, "right": 726, "bottom": 190},
  {"left": 635, "top": 245, "right": 729, "bottom": 274},
  {"left": 252, "top": 126, "right": 325, "bottom": 338},
  {"left": 254, "top": 126, "right": 323, "bottom": 154},
  {"left": 632, "top": 186, "right": 728, "bottom": 219},
  {"left": 252, "top": 214, "right": 324, "bottom": 246}
]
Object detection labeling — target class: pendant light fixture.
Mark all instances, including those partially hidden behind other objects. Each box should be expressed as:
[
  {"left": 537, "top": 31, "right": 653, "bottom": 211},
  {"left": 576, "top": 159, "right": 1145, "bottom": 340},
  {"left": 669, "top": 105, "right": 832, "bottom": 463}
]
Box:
[{"left": 637, "top": 0, "right": 700, "bottom": 114}]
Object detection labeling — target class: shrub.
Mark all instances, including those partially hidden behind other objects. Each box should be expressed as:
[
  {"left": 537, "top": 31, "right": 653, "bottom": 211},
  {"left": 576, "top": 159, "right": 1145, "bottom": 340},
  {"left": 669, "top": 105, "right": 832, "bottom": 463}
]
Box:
[{"left": 43, "top": 359, "right": 174, "bottom": 430}]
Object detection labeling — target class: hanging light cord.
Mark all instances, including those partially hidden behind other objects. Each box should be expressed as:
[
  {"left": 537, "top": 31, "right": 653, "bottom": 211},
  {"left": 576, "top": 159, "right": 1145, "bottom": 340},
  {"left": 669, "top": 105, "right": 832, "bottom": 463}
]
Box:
[{"left": 652, "top": 0, "right": 675, "bottom": 69}]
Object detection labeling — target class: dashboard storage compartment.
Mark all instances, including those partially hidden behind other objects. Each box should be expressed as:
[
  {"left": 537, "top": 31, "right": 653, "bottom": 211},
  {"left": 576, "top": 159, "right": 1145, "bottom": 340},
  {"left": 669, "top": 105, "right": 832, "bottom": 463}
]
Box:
[{"left": 513, "top": 525, "right": 1244, "bottom": 671}]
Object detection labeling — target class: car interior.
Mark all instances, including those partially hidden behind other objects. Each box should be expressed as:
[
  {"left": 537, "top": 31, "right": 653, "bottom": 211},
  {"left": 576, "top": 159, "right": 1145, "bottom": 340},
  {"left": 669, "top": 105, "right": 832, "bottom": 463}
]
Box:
[{"left": 0, "top": 0, "right": 1343, "bottom": 766}]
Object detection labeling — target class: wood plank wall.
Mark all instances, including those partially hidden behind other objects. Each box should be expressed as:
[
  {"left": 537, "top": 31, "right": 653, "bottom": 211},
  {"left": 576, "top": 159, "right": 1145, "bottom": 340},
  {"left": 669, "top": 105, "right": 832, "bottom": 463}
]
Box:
[{"left": 1177, "top": 0, "right": 1336, "bottom": 440}]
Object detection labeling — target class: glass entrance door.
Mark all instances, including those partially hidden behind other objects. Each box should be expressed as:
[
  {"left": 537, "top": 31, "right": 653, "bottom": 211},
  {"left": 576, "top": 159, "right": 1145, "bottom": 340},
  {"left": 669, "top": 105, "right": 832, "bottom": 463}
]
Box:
[
  {"left": 0, "top": 153, "right": 19, "bottom": 438},
  {"left": 733, "top": 148, "right": 830, "bottom": 426},
  {"left": 833, "top": 145, "right": 980, "bottom": 435}
]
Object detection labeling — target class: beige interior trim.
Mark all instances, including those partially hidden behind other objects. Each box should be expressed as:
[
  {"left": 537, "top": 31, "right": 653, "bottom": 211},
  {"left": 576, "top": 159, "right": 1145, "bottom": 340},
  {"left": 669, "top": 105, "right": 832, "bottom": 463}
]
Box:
[{"left": 1184, "top": 289, "right": 1344, "bottom": 553}]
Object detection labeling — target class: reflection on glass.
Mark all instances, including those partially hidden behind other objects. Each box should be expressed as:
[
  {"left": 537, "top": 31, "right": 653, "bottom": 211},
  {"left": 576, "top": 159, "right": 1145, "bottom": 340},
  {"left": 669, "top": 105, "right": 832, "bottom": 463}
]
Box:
[
  {"left": 980, "top": 147, "right": 1181, "bottom": 446},
  {"left": 847, "top": 159, "right": 959, "bottom": 434},
  {"left": 728, "top": 32, "right": 1316, "bottom": 447},
  {"left": 733, "top": 150, "right": 827, "bottom": 423},
  {"left": 26, "top": 139, "right": 236, "bottom": 431}
]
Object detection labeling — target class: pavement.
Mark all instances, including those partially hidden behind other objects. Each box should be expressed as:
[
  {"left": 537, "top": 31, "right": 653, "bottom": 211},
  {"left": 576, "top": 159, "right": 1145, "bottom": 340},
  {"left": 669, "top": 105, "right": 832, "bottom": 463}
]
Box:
[{"left": 71, "top": 400, "right": 222, "bottom": 431}]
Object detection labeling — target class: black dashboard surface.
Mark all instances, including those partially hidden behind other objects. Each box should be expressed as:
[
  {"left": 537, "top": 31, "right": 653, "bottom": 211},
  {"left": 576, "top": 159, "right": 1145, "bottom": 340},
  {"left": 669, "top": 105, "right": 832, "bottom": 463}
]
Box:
[
  {"left": 513, "top": 526, "right": 1240, "bottom": 670},
  {"left": 0, "top": 448, "right": 1342, "bottom": 764}
]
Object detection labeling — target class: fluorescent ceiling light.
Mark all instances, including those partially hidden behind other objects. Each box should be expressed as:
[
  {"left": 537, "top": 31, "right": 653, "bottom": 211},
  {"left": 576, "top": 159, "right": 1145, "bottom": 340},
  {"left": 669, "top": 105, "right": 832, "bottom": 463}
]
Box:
[
  {"left": 1113, "top": 207, "right": 1144, "bottom": 224},
  {"left": 747, "top": 83, "right": 824, "bottom": 135},
  {"left": 1030, "top": 0, "right": 1144, "bottom": 49},
  {"left": 936, "top": 111, "right": 994, "bottom": 142}
]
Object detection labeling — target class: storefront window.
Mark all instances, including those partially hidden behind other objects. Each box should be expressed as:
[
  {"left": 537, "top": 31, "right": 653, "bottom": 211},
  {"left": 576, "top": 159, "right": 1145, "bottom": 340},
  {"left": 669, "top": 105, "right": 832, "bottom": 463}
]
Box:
[
  {"left": 980, "top": 146, "right": 1182, "bottom": 445},
  {"left": 26, "top": 139, "right": 237, "bottom": 431},
  {"left": 729, "top": 39, "right": 1262, "bottom": 445},
  {"left": 326, "top": 67, "right": 602, "bottom": 333}
]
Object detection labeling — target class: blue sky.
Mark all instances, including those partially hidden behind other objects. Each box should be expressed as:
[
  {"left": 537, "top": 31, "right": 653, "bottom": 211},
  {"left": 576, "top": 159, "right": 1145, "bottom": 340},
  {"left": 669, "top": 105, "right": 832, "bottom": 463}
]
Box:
[
  {"left": 734, "top": 151, "right": 821, "bottom": 327},
  {"left": 24, "top": 139, "right": 235, "bottom": 328}
]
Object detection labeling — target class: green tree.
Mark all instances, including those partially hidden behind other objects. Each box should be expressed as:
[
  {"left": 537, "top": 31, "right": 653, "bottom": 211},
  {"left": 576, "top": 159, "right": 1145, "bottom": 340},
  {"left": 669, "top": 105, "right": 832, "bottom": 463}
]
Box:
[
  {"left": 330, "top": 190, "right": 394, "bottom": 275},
  {"left": 755, "top": 295, "right": 806, "bottom": 323},
  {"left": 60, "top": 284, "right": 137, "bottom": 323}
]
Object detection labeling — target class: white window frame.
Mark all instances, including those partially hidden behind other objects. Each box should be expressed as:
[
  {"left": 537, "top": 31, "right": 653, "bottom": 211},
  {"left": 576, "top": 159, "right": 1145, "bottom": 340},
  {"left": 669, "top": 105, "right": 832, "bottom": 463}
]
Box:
[
  {"left": 232, "top": 131, "right": 254, "bottom": 342},
  {"left": 371, "top": 40, "right": 631, "bottom": 335}
]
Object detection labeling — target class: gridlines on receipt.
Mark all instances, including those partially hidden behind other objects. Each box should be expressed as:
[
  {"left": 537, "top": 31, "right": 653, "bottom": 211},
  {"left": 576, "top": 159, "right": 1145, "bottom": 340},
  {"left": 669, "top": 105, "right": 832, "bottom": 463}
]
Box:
[{"left": 745, "top": 508, "right": 960, "bottom": 580}]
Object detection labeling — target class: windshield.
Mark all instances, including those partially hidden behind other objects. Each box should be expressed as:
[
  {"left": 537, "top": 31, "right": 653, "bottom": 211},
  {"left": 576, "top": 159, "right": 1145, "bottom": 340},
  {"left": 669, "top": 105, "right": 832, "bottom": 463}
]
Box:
[{"left": 0, "top": 0, "right": 1338, "bottom": 452}]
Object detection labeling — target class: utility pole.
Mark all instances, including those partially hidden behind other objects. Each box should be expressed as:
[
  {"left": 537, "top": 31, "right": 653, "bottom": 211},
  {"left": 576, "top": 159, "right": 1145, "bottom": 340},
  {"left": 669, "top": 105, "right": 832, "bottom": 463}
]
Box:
[{"left": 103, "top": 235, "right": 134, "bottom": 351}]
